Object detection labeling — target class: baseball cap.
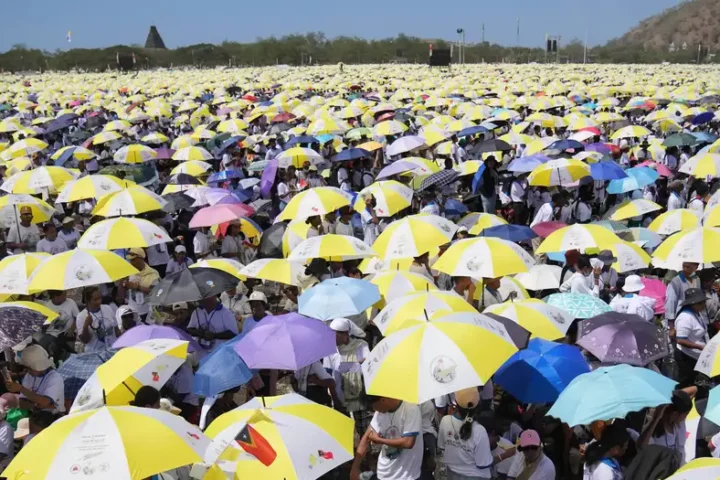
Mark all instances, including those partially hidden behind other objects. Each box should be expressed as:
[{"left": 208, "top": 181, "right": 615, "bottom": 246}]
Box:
[
  {"left": 172, "top": 302, "right": 189, "bottom": 311},
  {"left": 519, "top": 429, "right": 541, "bottom": 448},
  {"left": 174, "top": 245, "right": 187, "bottom": 254},
  {"left": 455, "top": 387, "right": 480, "bottom": 410},
  {"left": 61, "top": 217, "right": 75, "bottom": 225},
  {"left": 127, "top": 247, "right": 146, "bottom": 259}
]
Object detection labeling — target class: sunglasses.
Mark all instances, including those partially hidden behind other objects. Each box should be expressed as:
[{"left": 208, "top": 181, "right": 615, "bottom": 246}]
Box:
[{"left": 519, "top": 446, "right": 540, "bottom": 452}]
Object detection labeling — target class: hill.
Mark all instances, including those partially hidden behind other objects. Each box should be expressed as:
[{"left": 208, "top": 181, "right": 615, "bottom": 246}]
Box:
[{"left": 608, "top": 0, "right": 720, "bottom": 52}]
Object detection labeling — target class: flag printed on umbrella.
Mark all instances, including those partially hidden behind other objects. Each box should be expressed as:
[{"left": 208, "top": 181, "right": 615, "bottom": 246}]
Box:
[{"left": 235, "top": 424, "right": 277, "bottom": 466}]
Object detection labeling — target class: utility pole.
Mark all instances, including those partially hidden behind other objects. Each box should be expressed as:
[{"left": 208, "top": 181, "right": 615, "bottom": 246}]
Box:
[
  {"left": 482, "top": 24, "right": 485, "bottom": 44},
  {"left": 583, "top": 28, "right": 588, "bottom": 64}
]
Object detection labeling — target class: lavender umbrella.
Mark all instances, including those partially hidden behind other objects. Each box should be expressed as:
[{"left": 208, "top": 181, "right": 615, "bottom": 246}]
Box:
[
  {"left": 576, "top": 312, "right": 668, "bottom": 366},
  {"left": 113, "top": 324, "right": 202, "bottom": 352},
  {"left": 377, "top": 161, "right": 420, "bottom": 179},
  {"left": 260, "top": 159, "right": 278, "bottom": 199},
  {"left": 154, "top": 147, "right": 176, "bottom": 159},
  {"left": 234, "top": 313, "right": 336, "bottom": 370}
]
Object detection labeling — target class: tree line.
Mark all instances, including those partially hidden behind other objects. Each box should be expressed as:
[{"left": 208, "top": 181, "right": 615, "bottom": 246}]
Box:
[{"left": 0, "top": 33, "right": 716, "bottom": 72}]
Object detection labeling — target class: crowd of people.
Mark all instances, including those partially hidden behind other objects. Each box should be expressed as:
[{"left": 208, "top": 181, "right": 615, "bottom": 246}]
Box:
[{"left": 2, "top": 64, "right": 720, "bottom": 479}]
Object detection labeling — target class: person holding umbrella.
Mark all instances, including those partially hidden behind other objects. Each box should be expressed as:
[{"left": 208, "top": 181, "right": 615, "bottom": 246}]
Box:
[
  {"left": 675, "top": 288, "right": 710, "bottom": 387},
  {"left": 120, "top": 248, "right": 160, "bottom": 322},
  {"left": 6, "top": 206, "right": 40, "bottom": 254},
  {"left": 5, "top": 345, "right": 65, "bottom": 414},
  {"left": 187, "top": 295, "right": 238, "bottom": 352}
]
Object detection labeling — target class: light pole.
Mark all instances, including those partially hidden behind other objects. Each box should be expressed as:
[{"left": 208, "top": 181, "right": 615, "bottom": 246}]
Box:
[{"left": 456, "top": 28, "right": 465, "bottom": 64}]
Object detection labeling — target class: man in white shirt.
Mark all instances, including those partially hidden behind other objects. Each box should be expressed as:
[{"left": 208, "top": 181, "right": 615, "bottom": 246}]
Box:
[
  {"left": 166, "top": 245, "right": 194, "bottom": 275},
  {"left": 36, "top": 224, "right": 69, "bottom": 255},
  {"left": 58, "top": 217, "right": 81, "bottom": 249},
  {"left": 187, "top": 295, "right": 239, "bottom": 351},
  {"left": 5, "top": 345, "right": 65, "bottom": 414},
  {"left": 687, "top": 183, "right": 707, "bottom": 219},
  {"left": 193, "top": 228, "right": 216, "bottom": 260},
  {"left": 559, "top": 256, "right": 601, "bottom": 297},
  {"left": 360, "top": 193, "right": 379, "bottom": 246},
  {"left": 334, "top": 207, "right": 355, "bottom": 236},
  {"left": 264, "top": 138, "right": 282, "bottom": 160},
  {"left": 530, "top": 193, "right": 564, "bottom": 228},
  {"left": 6, "top": 206, "right": 41, "bottom": 253},
  {"left": 668, "top": 181, "right": 686, "bottom": 211},
  {"left": 351, "top": 395, "right": 423, "bottom": 480},
  {"left": 43, "top": 290, "right": 80, "bottom": 337}
]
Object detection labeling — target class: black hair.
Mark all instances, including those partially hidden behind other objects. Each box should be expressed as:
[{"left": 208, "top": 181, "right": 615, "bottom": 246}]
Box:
[
  {"left": 652, "top": 390, "right": 692, "bottom": 438},
  {"left": 695, "top": 182, "right": 709, "bottom": 197},
  {"left": 584, "top": 422, "right": 630, "bottom": 466},
  {"left": 576, "top": 255, "right": 592, "bottom": 271},
  {"left": 43, "top": 223, "right": 56, "bottom": 232},
  {"left": 132, "top": 386, "right": 161, "bottom": 408},
  {"left": 82, "top": 286, "right": 101, "bottom": 305},
  {"left": 457, "top": 404, "right": 478, "bottom": 441},
  {"left": 551, "top": 192, "right": 564, "bottom": 204},
  {"left": 29, "top": 410, "right": 56, "bottom": 429}
]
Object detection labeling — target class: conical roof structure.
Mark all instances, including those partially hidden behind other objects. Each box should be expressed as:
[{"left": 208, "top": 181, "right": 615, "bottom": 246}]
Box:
[{"left": 144, "top": 25, "right": 167, "bottom": 49}]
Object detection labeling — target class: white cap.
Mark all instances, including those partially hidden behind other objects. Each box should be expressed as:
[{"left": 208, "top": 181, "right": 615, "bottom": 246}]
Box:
[
  {"left": 590, "top": 258, "right": 604, "bottom": 270},
  {"left": 174, "top": 245, "right": 187, "bottom": 254},
  {"left": 623, "top": 274, "right": 645, "bottom": 293},
  {"left": 619, "top": 139, "right": 629, "bottom": 149},
  {"left": 329, "top": 317, "right": 366, "bottom": 338},
  {"left": 116, "top": 305, "right": 135, "bottom": 327},
  {"left": 248, "top": 291, "right": 268, "bottom": 305}
]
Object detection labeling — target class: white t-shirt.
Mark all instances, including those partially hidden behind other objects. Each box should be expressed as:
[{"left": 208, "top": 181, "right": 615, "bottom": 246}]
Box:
[
  {"left": 36, "top": 236, "right": 69, "bottom": 255},
  {"left": 360, "top": 210, "right": 379, "bottom": 246},
  {"left": 277, "top": 182, "right": 291, "bottom": 203},
  {"left": 507, "top": 452, "right": 556, "bottom": 480},
  {"left": 294, "top": 361, "right": 332, "bottom": 395},
  {"left": 493, "top": 437, "right": 515, "bottom": 476},
  {"left": 20, "top": 369, "right": 66, "bottom": 413},
  {"left": 58, "top": 228, "right": 81, "bottom": 249},
  {"left": 583, "top": 459, "right": 623, "bottom": 480},
  {"left": 420, "top": 401, "right": 437, "bottom": 437},
  {"left": 371, "top": 401, "right": 424, "bottom": 480},
  {"left": 335, "top": 221, "right": 354, "bottom": 237},
  {"left": 676, "top": 309, "right": 709, "bottom": 360},
  {"left": 146, "top": 243, "right": 170, "bottom": 267},
  {"left": 75, "top": 305, "right": 118, "bottom": 352},
  {"left": 193, "top": 231, "right": 215, "bottom": 258},
  {"left": 166, "top": 257, "right": 194, "bottom": 275},
  {"left": 43, "top": 298, "right": 80, "bottom": 336},
  {"left": 188, "top": 305, "right": 239, "bottom": 351},
  {"left": 438, "top": 416, "right": 493, "bottom": 478},
  {"left": 7, "top": 223, "right": 41, "bottom": 253},
  {"left": 530, "top": 203, "right": 554, "bottom": 228}
]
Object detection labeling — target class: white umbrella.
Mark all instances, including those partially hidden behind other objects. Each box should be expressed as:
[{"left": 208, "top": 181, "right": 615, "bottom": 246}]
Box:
[
  {"left": 386, "top": 135, "right": 426, "bottom": 157},
  {"left": 515, "top": 264, "right": 564, "bottom": 291}
]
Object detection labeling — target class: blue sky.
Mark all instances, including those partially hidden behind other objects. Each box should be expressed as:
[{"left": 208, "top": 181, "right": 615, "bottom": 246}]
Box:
[{"left": 1, "top": 0, "right": 682, "bottom": 52}]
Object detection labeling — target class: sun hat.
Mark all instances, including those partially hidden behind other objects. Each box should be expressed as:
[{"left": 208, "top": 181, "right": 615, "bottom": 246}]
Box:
[
  {"left": 681, "top": 288, "right": 708, "bottom": 308},
  {"left": 20, "top": 345, "right": 53, "bottom": 371},
  {"left": 519, "top": 429, "right": 542, "bottom": 448},
  {"left": 14, "top": 417, "right": 30, "bottom": 440},
  {"left": 61, "top": 216, "right": 75, "bottom": 225},
  {"left": 623, "top": 275, "right": 645, "bottom": 293},
  {"left": 597, "top": 250, "right": 617, "bottom": 265},
  {"left": 455, "top": 387, "right": 480, "bottom": 410}
]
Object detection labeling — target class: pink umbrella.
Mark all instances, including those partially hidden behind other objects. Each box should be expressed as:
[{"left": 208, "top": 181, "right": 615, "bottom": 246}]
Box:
[
  {"left": 189, "top": 204, "right": 255, "bottom": 228},
  {"left": 640, "top": 277, "right": 666, "bottom": 315},
  {"left": 532, "top": 221, "right": 568, "bottom": 238},
  {"left": 637, "top": 161, "right": 672, "bottom": 178}
]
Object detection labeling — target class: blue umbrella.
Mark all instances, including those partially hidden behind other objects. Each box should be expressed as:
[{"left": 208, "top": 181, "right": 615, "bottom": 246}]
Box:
[
  {"left": 457, "top": 125, "right": 488, "bottom": 137},
  {"left": 285, "top": 135, "right": 318, "bottom": 148},
  {"left": 52, "top": 146, "right": 86, "bottom": 166},
  {"left": 480, "top": 224, "right": 537, "bottom": 242},
  {"left": 217, "top": 135, "right": 245, "bottom": 153},
  {"left": 590, "top": 161, "right": 628, "bottom": 180},
  {"left": 58, "top": 349, "right": 117, "bottom": 400},
  {"left": 607, "top": 167, "right": 659, "bottom": 194},
  {"left": 547, "top": 364, "right": 676, "bottom": 426},
  {"left": 333, "top": 148, "right": 370, "bottom": 162},
  {"left": 316, "top": 134, "right": 335, "bottom": 144},
  {"left": 443, "top": 198, "right": 468, "bottom": 217},
  {"left": 44, "top": 119, "right": 74, "bottom": 135},
  {"left": 692, "top": 111, "right": 715, "bottom": 125},
  {"left": 692, "top": 132, "right": 718, "bottom": 144},
  {"left": 208, "top": 170, "right": 244, "bottom": 183},
  {"left": 548, "top": 139, "right": 584, "bottom": 152},
  {"left": 494, "top": 339, "right": 589, "bottom": 403},
  {"left": 299, "top": 277, "right": 381, "bottom": 321},
  {"left": 192, "top": 334, "right": 253, "bottom": 397},
  {"left": 508, "top": 154, "right": 551, "bottom": 173}
]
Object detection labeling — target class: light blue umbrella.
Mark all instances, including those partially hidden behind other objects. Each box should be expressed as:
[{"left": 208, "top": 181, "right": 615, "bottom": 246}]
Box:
[
  {"left": 607, "top": 167, "right": 659, "bottom": 194},
  {"left": 192, "top": 334, "right": 253, "bottom": 397},
  {"left": 704, "top": 386, "right": 720, "bottom": 426},
  {"left": 299, "top": 277, "right": 381, "bottom": 321},
  {"left": 544, "top": 293, "right": 612, "bottom": 319},
  {"left": 547, "top": 364, "right": 676, "bottom": 426}
]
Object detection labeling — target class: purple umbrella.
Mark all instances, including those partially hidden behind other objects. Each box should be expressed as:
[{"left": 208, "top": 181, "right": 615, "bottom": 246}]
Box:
[
  {"left": 377, "top": 161, "right": 420, "bottom": 179},
  {"left": 576, "top": 312, "right": 668, "bottom": 366},
  {"left": 234, "top": 313, "right": 337, "bottom": 370},
  {"left": 112, "top": 324, "right": 202, "bottom": 352},
  {"left": 585, "top": 143, "right": 612, "bottom": 155},
  {"left": 154, "top": 147, "right": 176, "bottom": 159},
  {"left": 260, "top": 159, "right": 278, "bottom": 199}
]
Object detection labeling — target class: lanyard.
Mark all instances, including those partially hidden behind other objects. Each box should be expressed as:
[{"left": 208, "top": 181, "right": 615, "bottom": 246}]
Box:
[
  {"left": 30, "top": 371, "right": 50, "bottom": 393},
  {"left": 200, "top": 309, "right": 218, "bottom": 332}
]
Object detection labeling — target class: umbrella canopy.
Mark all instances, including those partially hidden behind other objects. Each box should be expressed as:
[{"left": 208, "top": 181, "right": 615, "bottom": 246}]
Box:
[
  {"left": 494, "top": 338, "right": 590, "bottom": 403},
  {"left": 71, "top": 339, "right": 188, "bottom": 413},
  {"left": 695, "top": 332, "right": 720, "bottom": 378},
  {"left": 203, "top": 393, "right": 353, "bottom": 480},
  {"left": 114, "top": 144, "right": 158, "bottom": 164},
  {"left": 113, "top": 324, "right": 201, "bottom": 352},
  {"left": 528, "top": 159, "right": 591, "bottom": 187},
  {"left": 608, "top": 199, "right": 663, "bottom": 221},
  {"left": 537, "top": 224, "right": 622, "bottom": 254},
  {"left": 577, "top": 312, "right": 668, "bottom": 366},
  {"left": 56, "top": 174, "right": 132, "bottom": 203},
  {"left": 78, "top": 217, "right": 172, "bottom": 250},
  {"left": 353, "top": 180, "right": 413, "bottom": 217},
  {"left": 57, "top": 349, "right": 117, "bottom": 401},
  {"left": 149, "top": 267, "right": 239, "bottom": 305},
  {"left": 652, "top": 227, "right": 720, "bottom": 267},
  {"left": 277, "top": 187, "right": 352, "bottom": 221},
  {"left": 0, "top": 253, "right": 51, "bottom": 294},
  {"left": 3, "top": 406, "right": 210, "bottom": 480},
  {"left": 288, "top": 234, "right": 375, "bottom": 262},
  {"left": 191, "top": 258, "right": 246, "bottom": 281},
  {"left": 418, "top": 170, "right": 459, "bottom": 192},
  {"left": 665, "top": 458, "right": 720, "bottom": 480},
  {"left": 607, "top": 167, "right": 659, "bottom": 194},
  {"left": 546, "top": 364, "right": 676, "bottom": 426},
  {"left": 377, "top": 160, "right": 420, "bottom": 179},
  {"left": 433, "top": 237, "right": 535, "bottom": 279},
  {"left": 235, "top": 313, "right": 336, "bottom": 370},
  {"left": 457, "top": 212, "right": 508, "bottom": 235},
  {"left": 368, "top": 270, "right": 437, "bottom": 304},
  {"left": 188, "top": 204, "right": 255, "bottom": 228},
  {"left": 479, "top": 224, "right": 538, "bottom": 242},
  {"left": 515, "top": 264, "right": 564, "bottom": 291},
  {"left": 298, "top": 277, "right": 381, "bottom": 321},
  {"left": 374, "top": 291, "right": 477, "bottom": 335},
  {"left": 240, "top": 258, "right": 304, "bottom": 286},
  {"left": 1, "top": 166, "right": 76, "bottom": 194},
  {"left": 92, "top": 186, "right": 168, "bottom": 217},
  {"left": 0, "top": 194, "right": 55, "bottom": 228},
  {"left": 372, "top": 214, "right": 457, "bottom": 260},
  {"left": 0, "top": 302, "right": 58, "bottom": 349},
  {"left": 648, "top": 209, "right": 701, "bottom": 235},
  {"left": 545, "top": 292, "right": 612, "bottom": 319},
  {"left": 387, "top": 135, "right": 426, "bottom": 156},
  {"left": 27, "top": 249, "right": 138, "bottom": 293},
  {"left": 485, "top": 299, "right": 573, "bottom": 340},
  {"left": 362, "top": 314, "right": 522, "bottom": 404},
  {"left": 192, "top": 334, "right": 253, "bottom": 397},
  {"left": 590, "top": 161, "right": 628, "bottom": 181}
]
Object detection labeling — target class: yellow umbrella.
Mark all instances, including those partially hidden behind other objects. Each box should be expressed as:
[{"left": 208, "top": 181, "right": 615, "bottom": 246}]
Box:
[
  {"left": 27, "top": 249, "right": 138, "bottom": 292},
  {"left": 457, "top": 212, "right": 508, "bottom": 235},
  {"left": 373, "top": 214, "right": 457, "bottom": 260},
  {"left": 0, "top": 253, "right": 51, "bottom": 294},
  {"left": 485, "top": 299, "right": 573, "bottom": 340},
  {"left": 432, "top": 237, "right": 535, "bottom": 279},
  {"left": 528, "top": 159, "right": 591, "bottom": 187},
  {"left": 56, "top": 174, "right": 134, "bottom": 203},
  {"left": 191, "top": 259, "right": 246, "bottom": 281},
  {"left": 240, "top": 258, "right": 304, "bottom": 286}
]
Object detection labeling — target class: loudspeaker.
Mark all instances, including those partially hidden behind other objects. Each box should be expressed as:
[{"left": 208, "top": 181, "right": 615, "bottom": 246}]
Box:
[
  {"left": 117, "top": 54, "right": 134, "bottom": 71},
  {"left": 552, "top": 40, "right": 558, "bottom": 53},
  {"left": 546, "top": 39, "right": 552, "bottom": 53},
  {"left": 429, "top": 49, "right": 451, "bottom": 67}
]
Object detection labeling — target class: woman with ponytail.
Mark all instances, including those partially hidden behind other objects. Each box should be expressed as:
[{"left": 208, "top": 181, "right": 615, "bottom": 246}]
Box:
[
  {"left": 583, "top": 422, "right": 630, "bottom": 480},
  {"left": 438, "top": 388, "right": 510, "bottom": 479}
]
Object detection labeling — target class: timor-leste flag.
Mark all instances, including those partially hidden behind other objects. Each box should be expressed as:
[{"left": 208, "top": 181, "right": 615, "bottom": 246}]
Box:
[{"left": 235, "top": 424, "right": 277, "bottom": 466}]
